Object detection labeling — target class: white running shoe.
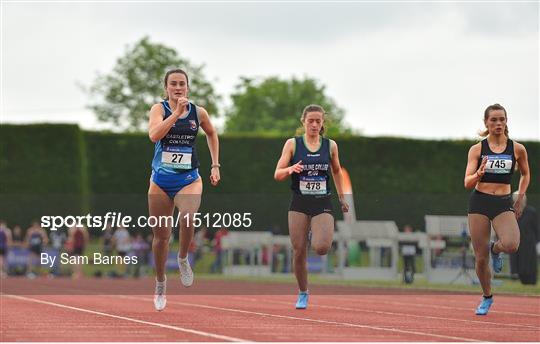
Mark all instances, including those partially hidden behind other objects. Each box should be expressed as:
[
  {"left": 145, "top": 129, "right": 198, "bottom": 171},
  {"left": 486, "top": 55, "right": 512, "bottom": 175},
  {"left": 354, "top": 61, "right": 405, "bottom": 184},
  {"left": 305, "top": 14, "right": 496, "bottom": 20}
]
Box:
[
  {"left": 178, "top": 256, "right": 193, "bottom": 287},
  {"left": 154, "top": 278, "right": 167, "bottom": 311}
]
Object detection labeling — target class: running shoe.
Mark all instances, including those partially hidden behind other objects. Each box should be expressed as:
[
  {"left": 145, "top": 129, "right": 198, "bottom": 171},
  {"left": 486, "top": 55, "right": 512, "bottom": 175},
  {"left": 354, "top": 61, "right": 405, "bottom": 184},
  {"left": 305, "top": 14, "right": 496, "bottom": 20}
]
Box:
[
  {"left": 475, "top": 296, "right": 493, "bottom": 315},
  {"left": 295, "top": 291, "right": 309, "bottom": 309},
  {"left": 154, "top": 279, "right": 167, "bottom": 311},
  {"left": 178, "top": 256, "right": 194, "bottom": 287},
  {"left": 491, "top": 242, "right": 503, "bottom": 273}
]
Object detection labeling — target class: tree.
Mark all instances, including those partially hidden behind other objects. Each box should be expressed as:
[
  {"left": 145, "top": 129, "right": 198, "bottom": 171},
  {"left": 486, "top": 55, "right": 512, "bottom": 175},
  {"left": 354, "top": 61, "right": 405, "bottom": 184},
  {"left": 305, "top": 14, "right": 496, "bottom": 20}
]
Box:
[
  {"left": 85, "top": 36, "right": 219, "bottom": 132},
  {"left": 224, "top": 76, "right": 350, "bottom": 136}
]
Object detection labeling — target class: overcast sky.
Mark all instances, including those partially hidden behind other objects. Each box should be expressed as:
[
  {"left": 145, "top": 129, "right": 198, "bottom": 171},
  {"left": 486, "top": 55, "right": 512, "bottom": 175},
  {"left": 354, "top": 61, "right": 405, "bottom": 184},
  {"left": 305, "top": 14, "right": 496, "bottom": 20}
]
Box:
[{"left": 1, "top": 1, "right": 538, "bottom": 140}]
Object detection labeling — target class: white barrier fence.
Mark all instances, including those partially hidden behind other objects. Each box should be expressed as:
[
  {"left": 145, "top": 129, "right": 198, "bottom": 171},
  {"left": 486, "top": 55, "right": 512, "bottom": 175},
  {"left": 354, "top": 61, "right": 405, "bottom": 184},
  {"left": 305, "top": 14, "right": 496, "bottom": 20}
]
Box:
[{"left": 219, "top": 216, "right": 475, "bottom": 284}]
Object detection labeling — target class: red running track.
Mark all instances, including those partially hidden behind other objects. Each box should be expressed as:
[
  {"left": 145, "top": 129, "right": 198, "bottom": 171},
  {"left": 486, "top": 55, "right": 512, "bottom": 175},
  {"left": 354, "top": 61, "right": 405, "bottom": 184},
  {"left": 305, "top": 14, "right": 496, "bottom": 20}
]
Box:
[{"left": 1, "top": 277, "right": 539, "bottom": 342}]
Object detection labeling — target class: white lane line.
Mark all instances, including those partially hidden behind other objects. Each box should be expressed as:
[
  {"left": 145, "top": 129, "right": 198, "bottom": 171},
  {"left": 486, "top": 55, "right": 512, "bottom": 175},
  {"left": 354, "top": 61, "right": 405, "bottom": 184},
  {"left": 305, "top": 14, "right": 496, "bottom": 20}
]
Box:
[
  {"left": 2, "top": 294, "right": 249, "bottom": 342},
  {"left": 384, "top": 294, "right": 540, "bottom": 310},
  {"left": 115, "top": 295, "right": 481, "bottom": 342},
  {"left": 228, "top": 295, "right": 539, "bottom": 330},
  {"left": 328, "top": 295, "right": 540, "bottom": 317}
]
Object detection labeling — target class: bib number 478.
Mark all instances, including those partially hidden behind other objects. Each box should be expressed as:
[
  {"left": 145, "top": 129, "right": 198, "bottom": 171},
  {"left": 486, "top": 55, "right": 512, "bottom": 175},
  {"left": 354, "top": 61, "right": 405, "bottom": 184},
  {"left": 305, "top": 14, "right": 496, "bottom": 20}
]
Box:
[{"left": 305, "top": 182, "right": 321, "bottom": 190}]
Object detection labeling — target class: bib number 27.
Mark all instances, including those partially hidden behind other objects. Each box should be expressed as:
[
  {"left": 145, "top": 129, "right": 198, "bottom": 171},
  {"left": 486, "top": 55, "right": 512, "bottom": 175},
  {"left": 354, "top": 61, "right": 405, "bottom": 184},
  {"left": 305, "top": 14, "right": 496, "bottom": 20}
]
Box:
[{"left": 171, "top": 154, "right": 183, "bottom": 163}]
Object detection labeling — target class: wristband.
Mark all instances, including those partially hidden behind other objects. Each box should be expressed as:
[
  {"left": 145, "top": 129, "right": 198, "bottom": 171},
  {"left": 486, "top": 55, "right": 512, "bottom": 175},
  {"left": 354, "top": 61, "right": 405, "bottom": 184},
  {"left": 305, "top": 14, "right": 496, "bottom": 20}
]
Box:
[{"left": 211, "top": 164, "right": 221, "bottom": 168}]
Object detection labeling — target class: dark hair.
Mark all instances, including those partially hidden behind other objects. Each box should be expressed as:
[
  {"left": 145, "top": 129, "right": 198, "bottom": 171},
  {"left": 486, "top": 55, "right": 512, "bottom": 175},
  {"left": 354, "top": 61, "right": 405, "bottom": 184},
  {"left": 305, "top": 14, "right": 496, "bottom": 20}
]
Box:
[
  {"left": 298, "top": 104, "right": 326, "bottom": 136},
  {"left": 480, "top": 103, "right": 509, "bottom": 138},
  {"left": 163, "top": 69, "right": 189, "bottom": 99}
]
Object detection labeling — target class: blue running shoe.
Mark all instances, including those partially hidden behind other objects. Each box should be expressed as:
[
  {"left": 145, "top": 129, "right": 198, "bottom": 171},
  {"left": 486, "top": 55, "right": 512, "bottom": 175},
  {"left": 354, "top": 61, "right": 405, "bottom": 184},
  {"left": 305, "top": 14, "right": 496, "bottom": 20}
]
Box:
[
  {"left": 475, "top": 296, "right": 493, "bottom": 315},
  {"left": 491, "top": 242, "right": 503, "bottom": 273},
  {"left": 295, "top": 291, "right": 309, "bottom": 309}
]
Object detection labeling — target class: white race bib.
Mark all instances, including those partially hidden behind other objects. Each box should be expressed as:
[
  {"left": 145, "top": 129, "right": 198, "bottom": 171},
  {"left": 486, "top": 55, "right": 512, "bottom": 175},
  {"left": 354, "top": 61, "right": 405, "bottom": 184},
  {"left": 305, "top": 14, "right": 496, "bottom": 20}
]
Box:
[
  {"left": 485, "top": 154, "right": 512, "bottom": 174},
  {"left": 162, "top": 146, "right": 192, "bottom": 169},
  {"left": 299, "top": 176, "right": 327, "bottom": 195},
  {"left": 401, "top": 245, "right": 417, "bottom": 256}
]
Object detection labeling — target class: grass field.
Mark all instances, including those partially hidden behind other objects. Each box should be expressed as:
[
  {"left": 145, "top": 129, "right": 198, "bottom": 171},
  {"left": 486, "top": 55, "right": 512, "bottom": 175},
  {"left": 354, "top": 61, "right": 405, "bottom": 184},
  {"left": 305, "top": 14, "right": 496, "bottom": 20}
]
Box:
[{"left": 194, "top": 273, "right": 540, "bottom": 295}]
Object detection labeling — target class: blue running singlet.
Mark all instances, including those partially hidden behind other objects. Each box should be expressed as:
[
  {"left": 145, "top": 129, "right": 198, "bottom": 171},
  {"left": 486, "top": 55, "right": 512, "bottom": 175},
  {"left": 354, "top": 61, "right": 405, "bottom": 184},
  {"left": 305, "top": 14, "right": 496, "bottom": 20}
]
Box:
[{"left": 151, "top": 100, "right": 201, "bottom": 198}]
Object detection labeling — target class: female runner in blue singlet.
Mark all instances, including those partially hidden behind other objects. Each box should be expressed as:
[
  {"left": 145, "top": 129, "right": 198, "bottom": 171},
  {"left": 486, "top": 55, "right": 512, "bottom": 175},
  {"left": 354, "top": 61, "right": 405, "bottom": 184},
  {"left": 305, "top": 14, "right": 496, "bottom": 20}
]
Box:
[
  {"left": 274, "top": 104, "right": 349, "bottom": 309},
  {"left": 148, "top": 69, "right": 220, "bottom": 311},
  {"left": 464, "top": 103, "right": 530, "bottom": 315}
]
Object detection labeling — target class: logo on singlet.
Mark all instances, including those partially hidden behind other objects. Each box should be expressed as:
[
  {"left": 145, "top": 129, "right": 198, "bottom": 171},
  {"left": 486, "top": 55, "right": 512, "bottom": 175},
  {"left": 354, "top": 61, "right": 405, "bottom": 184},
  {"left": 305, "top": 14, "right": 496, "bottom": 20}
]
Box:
[{"left": 189, "top": 120, "right": 198, "bottom": 131}]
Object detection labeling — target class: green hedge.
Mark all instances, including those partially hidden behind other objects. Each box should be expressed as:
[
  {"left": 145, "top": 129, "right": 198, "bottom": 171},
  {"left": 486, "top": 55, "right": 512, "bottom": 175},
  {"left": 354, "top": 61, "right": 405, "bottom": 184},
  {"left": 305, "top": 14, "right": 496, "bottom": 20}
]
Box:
[
  {"left": 1, "top": 124, "right": 538, "bottom": 231},
  {"left": 0, "top": 124, "right": 89, "bottom": 227},
  {"left": 84, "top": 133, "right": 538, "bottom": 195}
]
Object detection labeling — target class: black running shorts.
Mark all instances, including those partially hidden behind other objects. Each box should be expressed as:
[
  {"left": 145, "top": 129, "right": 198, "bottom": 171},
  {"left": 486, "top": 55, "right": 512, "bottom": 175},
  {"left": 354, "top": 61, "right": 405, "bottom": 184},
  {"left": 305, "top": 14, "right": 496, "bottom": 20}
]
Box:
[
  {"left": 289, "top": 193, "right": 334, "bottom": 217},
  {"left": 468, "top": 189, "right": 514, "bottom": 220}
]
